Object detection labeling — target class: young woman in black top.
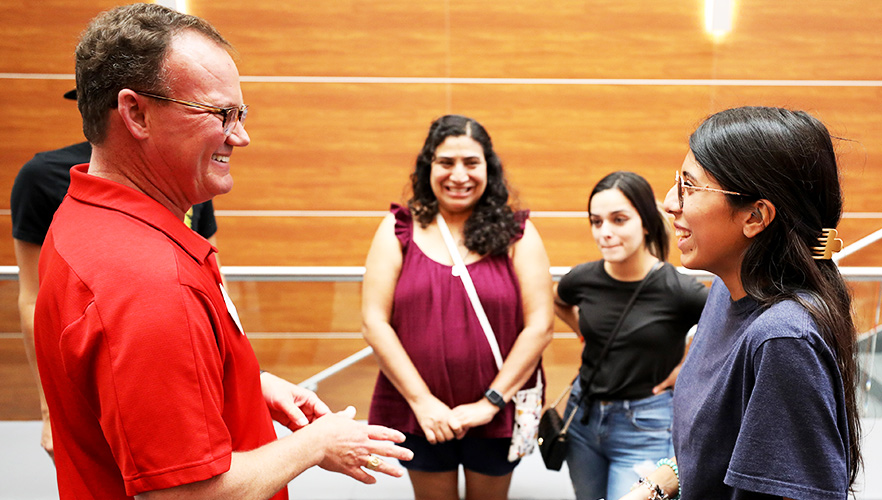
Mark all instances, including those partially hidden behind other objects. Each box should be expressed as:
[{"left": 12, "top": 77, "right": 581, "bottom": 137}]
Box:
[{"left": 554, "top": 171, "right": 707, "bottom": 500}]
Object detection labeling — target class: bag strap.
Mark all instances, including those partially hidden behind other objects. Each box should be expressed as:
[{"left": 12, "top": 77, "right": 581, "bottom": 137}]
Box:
[
  {"left": 437, "top": 213, "right": 504, "bottom": 369},
  {"left": 549, "top": 375, "right": 578, "bottom": 409},
  {"left": 558, "top": 261, "right": 662, "bottom": 433},
  {"left": 437, "top": 213, "right": 544, "bottom": 392}
]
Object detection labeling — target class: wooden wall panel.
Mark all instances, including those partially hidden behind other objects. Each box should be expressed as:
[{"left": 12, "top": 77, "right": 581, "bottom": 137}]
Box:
[
  {"left": 452, "top": 84, "right": 882, "bottom": 212},
  {"left": 711, "top": 1, "right": 882, "bottom": 80},
  {"left": 0, "top": 338, "right": 42, "bottom": 419},
  {"left": 193, "top": 1, "right": 449, "bottom": 77},
  {"left": 215, "top": 217, "right": 380, "bottom": 266},
  {"left": 0, "top": 220, "right": 13, "bottom": 265},
  {"left": 226, "top": 281, "right": 363, "bottom": 333},
  {"left": 0, "top": 79, "right": 85, "bottom": 205},
  {"left": 0, "top": 282, "right": 20, "bottom": 332},
  {"left": 210, "top": 84, "right": 882, "bottom": 213},
  {"left": 216, "top": 82, "right": 446, "bottom": 210},
  {"left": 4, "top": 81, "right": 881, "bottom": 217},
  {"left": 193, "top": 0, "right": 882, "bottom": 80},
  {"left": 0, "top": 0, "right": 134, "bottom": 74}
]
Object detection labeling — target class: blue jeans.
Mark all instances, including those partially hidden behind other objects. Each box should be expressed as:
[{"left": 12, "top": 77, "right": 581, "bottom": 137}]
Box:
[{"left": 564, "top": 380, "right": 674, "bottom": 500}]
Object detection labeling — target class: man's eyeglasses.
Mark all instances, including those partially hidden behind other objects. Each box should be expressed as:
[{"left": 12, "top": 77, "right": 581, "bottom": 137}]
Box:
[
  {"left": 134, "top": 90, "right": 248, "bottom": 137},
  {"left": 675, "top": 171, "right": 748, "bottom": 209}
]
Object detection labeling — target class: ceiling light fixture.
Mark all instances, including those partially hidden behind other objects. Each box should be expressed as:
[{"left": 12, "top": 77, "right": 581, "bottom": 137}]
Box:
[
  {"left": 154, "top": 0, "right": 188, "bottom": 14},
  {"left": 705, "top": 0, "right": 734, "bottom": 37}
]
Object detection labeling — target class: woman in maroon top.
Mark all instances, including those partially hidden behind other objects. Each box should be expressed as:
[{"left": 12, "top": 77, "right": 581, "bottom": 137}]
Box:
[{"left": 362, "top": 115, "right": 554, "bottom": 500}]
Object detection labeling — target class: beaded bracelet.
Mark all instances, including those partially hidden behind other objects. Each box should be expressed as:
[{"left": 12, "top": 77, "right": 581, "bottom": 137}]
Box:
[{"left": 656, "top": 458, "right": 680, "bottom": 500}]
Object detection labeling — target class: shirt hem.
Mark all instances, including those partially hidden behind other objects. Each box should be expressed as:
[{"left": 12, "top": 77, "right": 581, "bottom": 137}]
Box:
[
  {"left": 726, "top": 469, "right": 845, "bottom": 500},
  {"left": 124, "top": 452, "right": 232, "bottom": 496}
]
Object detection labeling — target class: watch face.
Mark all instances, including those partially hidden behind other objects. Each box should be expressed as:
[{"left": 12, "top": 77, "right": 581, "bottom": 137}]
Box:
[{"left": 485, "top": 389, "right": 505, "bottom": 408}]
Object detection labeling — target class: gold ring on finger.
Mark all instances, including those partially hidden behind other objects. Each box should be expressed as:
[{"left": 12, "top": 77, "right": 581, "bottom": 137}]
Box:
[{"left": 367, "top": 455, "right": 382, "bottom": 469}]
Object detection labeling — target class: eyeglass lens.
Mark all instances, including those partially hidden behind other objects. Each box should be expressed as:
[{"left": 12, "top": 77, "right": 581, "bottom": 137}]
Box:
[
  {"left": 676, "top": 172, "right": 684, "bottom": 209},
  {"left": 221, "top": 106, "right": 248, "bottom": 136}
]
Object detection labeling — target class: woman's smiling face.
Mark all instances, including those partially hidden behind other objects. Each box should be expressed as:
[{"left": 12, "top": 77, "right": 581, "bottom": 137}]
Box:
[
  {"left": 429, "top": 135, "right": 488, "bottom": 215},
  {"left": 663, "top": 151, "right": 752, "bottom": 283}
]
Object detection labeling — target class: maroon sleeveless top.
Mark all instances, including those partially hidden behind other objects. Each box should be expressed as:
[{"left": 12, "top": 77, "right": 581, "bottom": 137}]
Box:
[{"left": 368, "top": 204, "right": 536, "bottom": 438}]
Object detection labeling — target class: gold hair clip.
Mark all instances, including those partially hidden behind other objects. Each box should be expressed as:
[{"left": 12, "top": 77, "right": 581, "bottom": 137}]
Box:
[{"left": 811, "top": 228, "right": 843, "bottom": 260}]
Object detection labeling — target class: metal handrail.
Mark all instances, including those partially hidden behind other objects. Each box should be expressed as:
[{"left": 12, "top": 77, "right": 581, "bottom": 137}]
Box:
[
  {"left": 4, "top": 264, "right": 880, "bottom": 391},
  {"left": 4, "top": 265, "right": 882, "bottom": 281}
]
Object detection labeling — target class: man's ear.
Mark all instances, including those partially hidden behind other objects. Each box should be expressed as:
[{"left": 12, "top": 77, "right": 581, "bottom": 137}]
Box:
[
  {"left": 116, "top": 89, "right": 149, "bottom": 140},
  {"left": 743, "top": 199, "right": 776, "bottom": 239}
]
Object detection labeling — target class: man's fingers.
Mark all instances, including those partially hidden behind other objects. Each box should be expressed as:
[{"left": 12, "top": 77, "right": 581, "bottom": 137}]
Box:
[
  {"left": 367, "top": 424, "right": 406, "bottom": 443},
  {"left": 311, "top": 399, "right": 332, "bottom": 418},
  {"left": 339, "top": 405, "right": 357, "bottom": 419},
  {"left": 346, "top": 467, "right": 379, "bottom": 485},
  {"left": 279, "top": 400, "right": 309, "bottom": 428},
  {"left": 370, "top": 444, "right": 414, "bottom": 463}
]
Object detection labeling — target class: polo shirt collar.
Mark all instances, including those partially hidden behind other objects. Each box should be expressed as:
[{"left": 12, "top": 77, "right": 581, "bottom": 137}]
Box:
[{"left": 66, "top": 164, "right": 215, "bottom": 263}]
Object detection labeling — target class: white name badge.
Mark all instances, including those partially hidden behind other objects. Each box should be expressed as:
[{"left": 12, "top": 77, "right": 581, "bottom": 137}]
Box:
[{"left": 219, "top": 283, "right": 245, "bottom": 335}]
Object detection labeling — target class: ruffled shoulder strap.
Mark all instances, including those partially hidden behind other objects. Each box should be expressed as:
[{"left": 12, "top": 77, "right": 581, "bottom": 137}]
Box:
[
  {"left": 511, "top": 209, "right": 530, "bottom": 243},
  {"left": 390, "top": 203, "right": 413, "bottom": 246}
]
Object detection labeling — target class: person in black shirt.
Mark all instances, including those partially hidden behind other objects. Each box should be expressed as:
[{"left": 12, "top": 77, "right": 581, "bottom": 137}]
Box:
[{"left": 554, "top": 171, "right": 707, "bottom": 500}]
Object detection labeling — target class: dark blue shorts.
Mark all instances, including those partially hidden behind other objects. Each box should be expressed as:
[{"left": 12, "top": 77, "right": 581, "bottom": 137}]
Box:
[{"left": 399, "top": 433, "right": 519, "bottom": 476}]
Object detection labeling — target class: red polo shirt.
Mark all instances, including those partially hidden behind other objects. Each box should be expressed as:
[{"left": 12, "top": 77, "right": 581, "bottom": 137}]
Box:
[{"left": 35, "top": 165, "right": 285, "bottom": 499}]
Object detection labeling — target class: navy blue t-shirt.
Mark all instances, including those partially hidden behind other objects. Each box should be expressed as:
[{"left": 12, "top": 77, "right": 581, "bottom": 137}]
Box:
[{"left": 673, "top": 279, "right": 849, "bottom": 500}]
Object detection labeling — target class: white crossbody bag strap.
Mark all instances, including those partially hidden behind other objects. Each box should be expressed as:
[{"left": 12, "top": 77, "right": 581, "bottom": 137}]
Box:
[{"left": 436, "top": 213, "right": 504, "bottom": 370}]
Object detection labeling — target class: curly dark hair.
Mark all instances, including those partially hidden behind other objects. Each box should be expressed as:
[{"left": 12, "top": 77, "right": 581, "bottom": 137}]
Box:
[
  {"left": 76, "top": 3, "right": 231, "bottom": 144},
  {"left": 408, "top": 115, "right": 520, "bottom": 256},
  {"left": 690, "top": 106, "right": 861, "bottom": 487}
]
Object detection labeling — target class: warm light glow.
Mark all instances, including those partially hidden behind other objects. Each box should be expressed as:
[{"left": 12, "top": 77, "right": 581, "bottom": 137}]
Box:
[
  {"left": 705, "top": 0, "right": 733, "bottom": 37},
  {"left": 154, "top": 0, "right": 189, "bottom": 14}
]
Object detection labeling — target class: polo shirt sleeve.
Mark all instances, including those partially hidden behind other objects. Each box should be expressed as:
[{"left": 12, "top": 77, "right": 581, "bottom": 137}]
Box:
[
  {"left": 725, "top": 336, "right": 848, "bottom": 500},
  {"left": 60, "top": 280, "right": 233, "bottom": 495}
]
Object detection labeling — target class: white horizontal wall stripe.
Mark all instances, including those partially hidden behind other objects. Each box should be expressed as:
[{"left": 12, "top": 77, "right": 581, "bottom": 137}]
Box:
[
  {"left": 238, "top": 76, "right": 882, "bottom": 87},
  {"left": 3, "top": 73, "right": 882, "bottom": 87},
  {"left": 0, "top": 330, "right": 581, "bottom": 340},
  {"left": 215, "top": 210, "right": 387, "bottom": 218},
  {"left": 213, "top": 210, "right": 882, "bottom": 219},
  {"left": 0, "top": 73, "right": 75, "bottom": 80},
  {"left": 1, "top": 209, "right": 881, "bottom": 218},
  {"left": 211, "top": 210, "right": 589, "bottom": 218}
]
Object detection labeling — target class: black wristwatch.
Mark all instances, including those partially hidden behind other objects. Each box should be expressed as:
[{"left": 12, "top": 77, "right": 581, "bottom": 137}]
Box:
[{"left": 483, "top": 388, "right": 506, "bottom": 410}]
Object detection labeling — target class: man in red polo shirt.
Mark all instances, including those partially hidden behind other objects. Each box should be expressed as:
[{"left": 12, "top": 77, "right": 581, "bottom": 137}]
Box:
[{"left": 34, "top": 4, "right": 411, "bottom": 499}]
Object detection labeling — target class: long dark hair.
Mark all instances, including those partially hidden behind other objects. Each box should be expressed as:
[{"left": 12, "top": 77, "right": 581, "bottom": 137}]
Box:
[
  {"left": 690, "top": 106, "right": 861, "bottom": 485},
  {"left": 408, "top": 115, "right": 519, "bottom": 256},
  {"left": 589, "top": 171, "right": 669, "bottom": 262}
]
